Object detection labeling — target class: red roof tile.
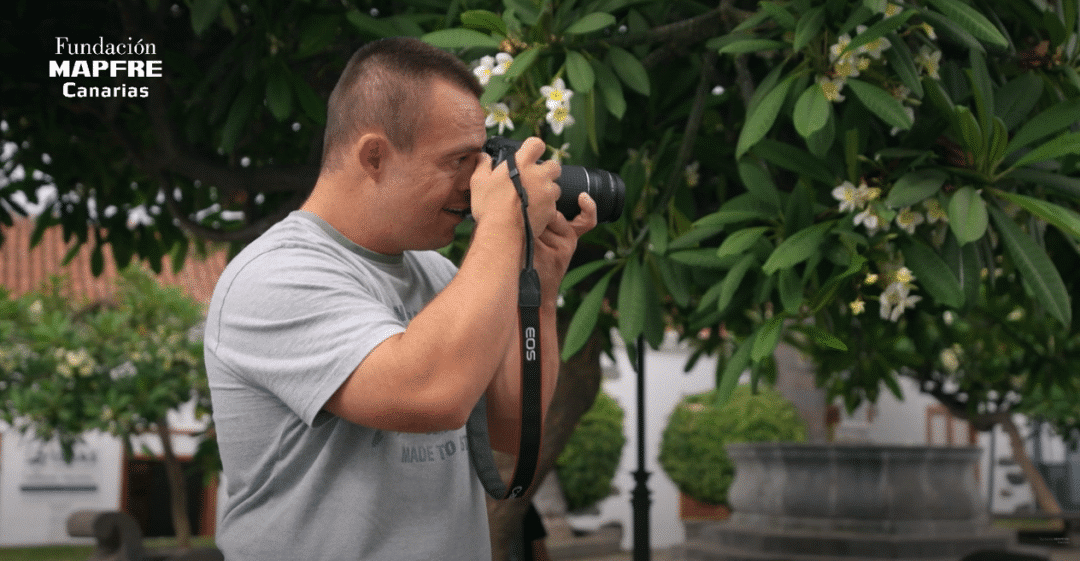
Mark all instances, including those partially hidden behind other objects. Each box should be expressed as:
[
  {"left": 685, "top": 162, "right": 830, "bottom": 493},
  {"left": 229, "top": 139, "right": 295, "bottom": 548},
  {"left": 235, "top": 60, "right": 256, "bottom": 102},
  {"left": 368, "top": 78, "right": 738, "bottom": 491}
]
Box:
[{"left": 1, "top": 217, "right": 228, "bottom": 306}]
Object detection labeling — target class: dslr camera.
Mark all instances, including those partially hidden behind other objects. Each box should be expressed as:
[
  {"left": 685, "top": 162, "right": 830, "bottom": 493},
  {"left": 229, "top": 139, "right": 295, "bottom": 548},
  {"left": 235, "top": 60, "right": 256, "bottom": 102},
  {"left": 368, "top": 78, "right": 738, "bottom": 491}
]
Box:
[{"left": 483, "top": 136, "right": 625, "bottom": 223}]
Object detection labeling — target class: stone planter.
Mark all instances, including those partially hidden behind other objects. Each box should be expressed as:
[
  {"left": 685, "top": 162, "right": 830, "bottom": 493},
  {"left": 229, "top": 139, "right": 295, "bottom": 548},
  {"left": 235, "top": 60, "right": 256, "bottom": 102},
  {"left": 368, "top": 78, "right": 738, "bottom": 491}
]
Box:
[
  {"left": 680, "top": 493, "right": 731, "bottom": 521},
  {"left": 683, "top": 442, "right": 1017, "bottom": 561}
]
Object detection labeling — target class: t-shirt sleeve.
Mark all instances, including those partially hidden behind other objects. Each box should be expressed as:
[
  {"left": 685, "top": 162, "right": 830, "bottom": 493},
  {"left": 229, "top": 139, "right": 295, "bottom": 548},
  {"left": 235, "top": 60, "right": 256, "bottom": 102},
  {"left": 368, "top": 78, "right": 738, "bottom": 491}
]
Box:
[{"left": 210, "top": 245, "right": 405, "bottom": 426}]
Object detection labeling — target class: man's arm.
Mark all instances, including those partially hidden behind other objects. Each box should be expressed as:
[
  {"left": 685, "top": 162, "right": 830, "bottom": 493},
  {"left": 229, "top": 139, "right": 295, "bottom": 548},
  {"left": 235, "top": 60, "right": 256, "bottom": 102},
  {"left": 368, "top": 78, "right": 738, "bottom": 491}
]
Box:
[
  {"left": 325, "top": 138, "right": 562, "bottom": 433},
  {"left": 485, "top": 194, "right": 598, "bottom": 454}
]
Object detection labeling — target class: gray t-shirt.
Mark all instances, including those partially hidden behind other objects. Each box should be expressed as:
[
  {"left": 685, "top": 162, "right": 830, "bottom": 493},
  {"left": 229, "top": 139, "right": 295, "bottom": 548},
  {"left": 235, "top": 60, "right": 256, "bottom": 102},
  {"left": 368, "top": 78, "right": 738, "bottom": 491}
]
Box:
[{"left": 204, "top": 210, "right": 491, "bottom": 560}]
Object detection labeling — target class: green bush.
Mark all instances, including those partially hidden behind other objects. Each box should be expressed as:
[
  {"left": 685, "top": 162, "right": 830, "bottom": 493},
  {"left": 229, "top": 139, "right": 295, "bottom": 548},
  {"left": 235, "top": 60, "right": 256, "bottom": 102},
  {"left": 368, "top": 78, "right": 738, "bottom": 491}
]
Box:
[
  {"left": 659, "top": 385, "right": 807, "bottom": 505},
  {"left": 556, "top": 391, "right": 626, "bottom": 512}
]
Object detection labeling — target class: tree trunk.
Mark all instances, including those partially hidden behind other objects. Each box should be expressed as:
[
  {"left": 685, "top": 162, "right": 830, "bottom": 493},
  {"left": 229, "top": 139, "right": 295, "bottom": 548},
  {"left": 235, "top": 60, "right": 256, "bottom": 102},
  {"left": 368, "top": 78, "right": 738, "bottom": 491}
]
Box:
[
  {"left": 487, "top": 317, "right": 607, "bottom": 561},
  {"left": 156, "top": 417, "right": 193, "bottom": 550},
  {"left": 999, "top": 414, "right": 1063, "bottom": 516}
]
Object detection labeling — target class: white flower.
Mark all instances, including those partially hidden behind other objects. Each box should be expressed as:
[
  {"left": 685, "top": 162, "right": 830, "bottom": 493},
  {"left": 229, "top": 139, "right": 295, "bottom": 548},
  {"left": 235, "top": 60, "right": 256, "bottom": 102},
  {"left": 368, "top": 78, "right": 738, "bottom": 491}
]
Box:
[
  {"left": 919, "top": 22, "right": 937, "bottom": 40},
  {"left": 891, "top": 105, "right": 915, "bottom": 136},
  {"left": 830, "top": 34, "right": 853, "bottom": 63},
  {"left": 940, "top": 348, "right": 960, "bottom": 372},
  {"left": 880, "top": 281, "right": 921, "bottom": 321},
  {"left": 895, "top": 207, "right": 925, "bottom": 234},
  {"left": 832, "top": 181, "right": 859, "bottom": 212},
  {"left": 684, "top": 161, "right": 700, "bottom": 187},
  {"left": 546, "top": 103, "right": 575, "bottom": 134},
  {"left": 485, "top": 102, "right": 514, "bottom": 134},
  {"left": 850, "top": 298, "right": 866, "bottom": 315},
  {"left": 924, "top": 198, "right": 948, "bottom": 224},
  {"left": 540, "top": 78, "right": 574, "bottom": 109},
  {"left": 818, "top": 75, "right": 846, "bottom": 102},
  {"left": 473, "top": 53, "right": 513, "bottom": 86},
  {"left": 551, "top": 143, "right": 571, "bottom": 163},
  {"left": 492, "top": 52, "right": 513, "bottom": 75},
  {"left": 855, "top": 181, "right": 882, "bottom": 206},
  {"left": 856, "top": 25, "right": 891, "bottom": 59},
  {"left": 915, "top": 46, "right": 942, "bottom": 79},
  {"left": 884, "top": 3, "right": 902, "bottom": 16},
  {"left": 854, "top": 207, "right": 881, "bottom": 234}
]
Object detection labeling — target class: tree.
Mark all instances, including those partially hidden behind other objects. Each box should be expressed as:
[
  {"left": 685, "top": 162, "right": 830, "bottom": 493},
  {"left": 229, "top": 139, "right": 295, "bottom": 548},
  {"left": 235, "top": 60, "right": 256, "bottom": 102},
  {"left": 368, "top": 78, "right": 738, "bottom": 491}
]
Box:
[
  {"left": 3, "top": 0, "right": 1080, "bottom": 554},
  {"left": 0, "top": 267, "right": 210, "bottom": 548}
]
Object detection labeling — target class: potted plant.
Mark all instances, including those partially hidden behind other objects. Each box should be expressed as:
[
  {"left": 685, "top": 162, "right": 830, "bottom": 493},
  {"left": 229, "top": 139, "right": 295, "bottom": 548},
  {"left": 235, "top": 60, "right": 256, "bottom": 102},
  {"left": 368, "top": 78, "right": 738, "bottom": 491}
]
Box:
[
  {"left": 556, "top": 391, "right": 626, "bottom": 513},
  {"left": 659, "top": 384, "right": 807, "bottom": 519}
]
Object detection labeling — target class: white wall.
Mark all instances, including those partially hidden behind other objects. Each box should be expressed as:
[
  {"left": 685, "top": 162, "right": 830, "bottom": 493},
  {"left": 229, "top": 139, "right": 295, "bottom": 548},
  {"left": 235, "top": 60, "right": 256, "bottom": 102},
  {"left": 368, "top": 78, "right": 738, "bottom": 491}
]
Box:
[
  {"left": 567, "top": 332, "right": 718, "bottom": 551},
  {"left": 0, "top": 429, "right": 123, "bottom": 545}
]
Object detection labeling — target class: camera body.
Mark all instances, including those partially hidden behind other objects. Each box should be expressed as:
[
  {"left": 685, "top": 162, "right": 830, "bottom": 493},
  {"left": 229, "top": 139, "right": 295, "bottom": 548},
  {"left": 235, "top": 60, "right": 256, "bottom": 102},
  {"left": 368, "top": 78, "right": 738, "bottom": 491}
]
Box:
[{"left": 482, "top": 136, "right": 625, "bottom": 223}]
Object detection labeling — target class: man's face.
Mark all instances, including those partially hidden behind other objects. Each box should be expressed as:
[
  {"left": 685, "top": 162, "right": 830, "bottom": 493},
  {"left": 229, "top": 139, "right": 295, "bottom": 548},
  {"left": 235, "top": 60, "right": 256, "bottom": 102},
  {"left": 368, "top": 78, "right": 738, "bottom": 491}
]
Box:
[{"left": 377, "top": 79, "right": 486, "bottom": 253}]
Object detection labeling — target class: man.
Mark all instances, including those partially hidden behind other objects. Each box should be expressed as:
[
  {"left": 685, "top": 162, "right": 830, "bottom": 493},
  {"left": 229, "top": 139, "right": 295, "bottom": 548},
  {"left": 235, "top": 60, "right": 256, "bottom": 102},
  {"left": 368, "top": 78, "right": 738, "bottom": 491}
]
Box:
[{"left": 203, "top": 37, "right": 596, "bottom": 560}]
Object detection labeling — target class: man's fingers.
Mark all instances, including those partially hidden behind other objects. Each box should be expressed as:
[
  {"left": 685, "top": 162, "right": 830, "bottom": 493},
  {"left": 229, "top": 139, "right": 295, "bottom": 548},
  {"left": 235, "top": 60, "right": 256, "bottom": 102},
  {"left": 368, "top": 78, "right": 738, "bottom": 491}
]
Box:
[{"left": 570, "top": 193, "right": 598, "bottom": 236}]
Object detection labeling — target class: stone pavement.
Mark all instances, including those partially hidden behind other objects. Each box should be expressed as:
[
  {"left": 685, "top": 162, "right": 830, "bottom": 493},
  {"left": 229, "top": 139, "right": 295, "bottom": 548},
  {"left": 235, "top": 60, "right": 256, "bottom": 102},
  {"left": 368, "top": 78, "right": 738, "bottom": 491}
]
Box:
[{"left": 544, "top": 526, "right": 1080, "bottom": 561}]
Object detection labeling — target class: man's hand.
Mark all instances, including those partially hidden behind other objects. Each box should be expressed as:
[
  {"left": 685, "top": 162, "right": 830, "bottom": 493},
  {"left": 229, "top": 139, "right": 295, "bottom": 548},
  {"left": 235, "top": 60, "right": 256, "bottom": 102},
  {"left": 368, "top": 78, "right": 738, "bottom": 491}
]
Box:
[
  {"left": 535, "top": 192, "right": 598, "bottom": 304},
  {"left": 469, "top": 137, "right": 561, "bottom": 235}
]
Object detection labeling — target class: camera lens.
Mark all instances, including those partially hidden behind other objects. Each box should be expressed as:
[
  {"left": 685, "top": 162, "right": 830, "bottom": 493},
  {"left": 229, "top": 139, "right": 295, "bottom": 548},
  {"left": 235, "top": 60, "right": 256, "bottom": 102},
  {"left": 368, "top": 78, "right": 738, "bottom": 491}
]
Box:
[{"left": 556, "top": 166, "right": 626, "bottom": 223}]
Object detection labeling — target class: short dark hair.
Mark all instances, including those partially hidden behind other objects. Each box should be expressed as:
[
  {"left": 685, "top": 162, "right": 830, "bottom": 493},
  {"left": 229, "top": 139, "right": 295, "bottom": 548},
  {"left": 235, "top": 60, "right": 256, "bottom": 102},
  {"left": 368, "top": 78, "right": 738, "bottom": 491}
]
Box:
[{"left": 321, "top": 37, "right": 483, "bottom": 172}]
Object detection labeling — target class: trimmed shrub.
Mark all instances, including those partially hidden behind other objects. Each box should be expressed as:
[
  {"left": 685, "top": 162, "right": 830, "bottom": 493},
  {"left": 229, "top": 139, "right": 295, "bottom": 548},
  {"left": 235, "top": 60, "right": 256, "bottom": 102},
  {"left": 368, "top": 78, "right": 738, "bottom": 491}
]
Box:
[
  {"left": 556, "top": 391, "right": 626, "bottom": 512},
  {"left": 659, "top": 384, "right": 807, "bottom": 505}
]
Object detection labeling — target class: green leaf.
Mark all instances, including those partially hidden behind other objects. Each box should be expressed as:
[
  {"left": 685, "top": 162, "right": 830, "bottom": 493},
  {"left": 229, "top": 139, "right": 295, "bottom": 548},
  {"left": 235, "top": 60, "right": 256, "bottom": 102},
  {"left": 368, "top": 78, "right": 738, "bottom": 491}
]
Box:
[
  {"left": 737, "top": 159, "right": 781, "bottom": 210},
  {"left": 669, "top": 248, "right": 733, "bottom": 268},
  {"left": 762, "top": 221, "right": 833, "bottom": 274},
  {"left": 883, "top": 34, "right": 923, "bottom": 98},
  {"left": 792, "top": 6, "right": 825, "bottom": 52},
  {"left": 793, "top": 84, "right": 830, "bottom": 139},
  {"left": 778, "top": 268, "right": 802, "bottom": 314},
  {"left": 561, "top": 260, "right": 608, "bottom": 291},
  {"left": 617, "top": 257, "right": 646, "bottom": 344},
  {"left": 565, "top": 50, "right": 595, "bottom": 94},
  {"left": 460, "top": 9, "right": 508, "bottom": 36},
  {"left": 753, "top": 140, "right": 835, "bottom": 185},
  {"left": 988, "top": 206, "right": 1071, "bottom": 328},
  {"left": 506, "top": 47, "right": 541, "bottom": 78},
  {"left": 714, "top": 253, "right": 756, "bottom": 314},
  {"left": 265, "top": 70, "right": 292, "bottom": 122},
  {"left": 421, "top": 28, "right": 502, "bottom": 50},
  {"left": 993, "top": 191, "right": 1080, "bottom": 241},
  {"left": 885, "top": 169, "right": 947, "bottom": 209},
  {"left": 607, "top": 47, "right": 650, "bottom": 96},
  {"left": 715, "top": 335, "right": 752, "bottom": 404},
  {"left": 966, "top": 50, "right": 994, "bottom": 134},
  {"left": 564, "top": 12, "right": 616, "bottom": 34},
  {"left": 716, "top": 227, "right": 769, "bottom": 259},
  {"left": 751, "top": 315, "right": 785, "bottom": 363},
  {"left": 718, "top": 39, "right": 790, "bottom": 54},
  {"left": 803, "top": 325, "right": 848, "bottom": 352},
  {"left": 504, "top": 0, "right": 542, "bottom": 25},
  {"left": 843, "top": 9, "right": 916, "bottom": 56},
  {"left": 190, "top": 0, "right": 227, "bottom": 35},
  {"left": 1011, "top": 132, "right": 1080, "bottom": 169},
  {"left": 591, "top": 59, "right": 625, "bottom": 119},
  {"left": 289, "top": 72, "right": 326, "bottom": 125},
  {"left": 736, "top": 76, "right": 796, "bottom": 159},
  {"left": 956, "top": 105, "right": 984, "bottom": 158},
  {"left": 947, "top": 186, "right": 988, "bottom": 245},
  {"left": 900, "top": 239, "right": 964, "bottom": 309},
  {"left": 845, "top": 78, "right": 913, "bottom": 132},
  {"left": 479, "top": 75, "right": 511, "bottom": 106},
  {"left": 561, "top": 270, "right": 615, "bottom": 360},
  {"left": 994, "top": 73, "right": 1043, "bottom": 131},
  {"left": 1007, "top": 168, "right": 1080, "bottom": 199},
  {"left": 924, "top": 0, "right": 1008, "bottom": 49},
  {"left": 221, "top": 82, "right": 259, "bottom": 153}
]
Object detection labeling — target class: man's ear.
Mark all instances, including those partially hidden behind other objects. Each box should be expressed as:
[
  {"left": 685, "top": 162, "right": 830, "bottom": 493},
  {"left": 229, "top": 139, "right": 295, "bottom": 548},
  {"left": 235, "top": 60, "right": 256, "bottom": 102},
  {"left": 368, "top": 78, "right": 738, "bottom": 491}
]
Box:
[{"left": 355, "top": 133, "right": 389, "bottom": 179}]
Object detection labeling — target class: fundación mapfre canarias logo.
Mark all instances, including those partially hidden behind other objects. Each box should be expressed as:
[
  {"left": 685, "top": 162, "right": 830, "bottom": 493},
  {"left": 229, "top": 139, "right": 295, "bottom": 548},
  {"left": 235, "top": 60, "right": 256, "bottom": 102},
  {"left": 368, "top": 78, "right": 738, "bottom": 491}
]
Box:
[{"left": 49, "top": 37, "right": 163, "bottom": 99}]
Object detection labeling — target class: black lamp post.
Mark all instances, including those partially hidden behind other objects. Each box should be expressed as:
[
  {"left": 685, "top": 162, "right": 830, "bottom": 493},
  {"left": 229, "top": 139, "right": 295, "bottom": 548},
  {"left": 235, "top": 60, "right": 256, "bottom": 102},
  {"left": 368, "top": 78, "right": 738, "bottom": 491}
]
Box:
[{"left": 631, "top": 335, "right": 651, "bottom": 560}]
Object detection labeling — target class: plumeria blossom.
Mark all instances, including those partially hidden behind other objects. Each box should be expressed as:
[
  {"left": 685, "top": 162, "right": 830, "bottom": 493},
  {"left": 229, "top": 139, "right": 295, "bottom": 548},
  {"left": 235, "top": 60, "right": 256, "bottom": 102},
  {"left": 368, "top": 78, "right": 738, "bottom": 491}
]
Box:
[
  {"left": 485, "top": 102, "right": 514, "bottom": 134},
  {"left": 924, "top": 198, "right": 948, "bottom": 224},
  {"left": 473, "top": 53, "right": 513, "bottom": 86},
  {"left": 832, "top": 180, "right": 859, "bottom": 212},
  {"left": 546, "top": 104, "right": 575, "bottom": 134},
  {"left": 551, "top": 143, "right": 571, "bottom": 163},
  {"left": 684, "top": 161, "right": 700, "bottom": 187},
  {"left": 850, "top": 298, "right": 866, "bottom": 315},
  {"left": 895, "top": 207, "right": 926, "bottom": 234},
  {"left": 880, "top": 281, "right": 921, "bottom": 322},
  {"left": 830, "top": 33, "right": 853, "bottom": 63},
  {"left": 856, "top": 25, "right": 891, "bottom": 59},
  {"left": 915, "top": 46, "right": 943, "bottom": 79},
  {"left": 819, "top": 75, "right": 846, "bottom": 102},
  {"left": 918, "top": 22, "right": 937, "bottom": 40},
  {"left": 540, "top": 78, "right": 574, "bottom": 109},
  {"left": 854, "top": 206, "right": 882, "bottom": 234}
]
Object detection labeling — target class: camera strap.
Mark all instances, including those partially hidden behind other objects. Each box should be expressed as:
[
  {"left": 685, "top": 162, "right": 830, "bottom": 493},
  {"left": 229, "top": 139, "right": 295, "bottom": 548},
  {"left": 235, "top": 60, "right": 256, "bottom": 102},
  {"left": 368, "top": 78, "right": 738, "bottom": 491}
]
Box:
[{"left": 467, "top": 151, "right": 543, "bottom": 500}]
